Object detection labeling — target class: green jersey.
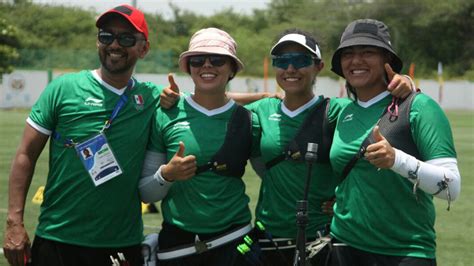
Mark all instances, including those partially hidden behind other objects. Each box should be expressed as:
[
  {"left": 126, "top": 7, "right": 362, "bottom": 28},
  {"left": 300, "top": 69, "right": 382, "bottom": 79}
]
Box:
[
  {"left": 329, "top": 93, "right": 456, "bottom": 258},
  {"left": 148, "top": 95, "right": 260, "bottom": 233},
  {"left": 29, "top": 70, "right": 162, "bottom": 247},
  {"left": 246, "top": 96, "right": 350, "bottom": 238}
]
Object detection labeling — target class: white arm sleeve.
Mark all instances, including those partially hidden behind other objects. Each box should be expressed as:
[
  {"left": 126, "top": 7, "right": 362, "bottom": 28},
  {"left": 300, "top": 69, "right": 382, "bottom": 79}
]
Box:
[
  {"left": 139, "top": 151, "right": 173, "bottom": 203},
  {"left": 390, "top": 148, "right": 461, "bottom": 201}
]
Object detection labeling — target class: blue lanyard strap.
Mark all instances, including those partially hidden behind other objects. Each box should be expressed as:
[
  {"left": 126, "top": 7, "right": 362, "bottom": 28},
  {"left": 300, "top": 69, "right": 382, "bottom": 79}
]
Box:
[
  {"left": 100, "top": 92, "right": 128, "bottom": 132},
  {"left": 53, "top": 79, "right": 134, "bottom": 147}
]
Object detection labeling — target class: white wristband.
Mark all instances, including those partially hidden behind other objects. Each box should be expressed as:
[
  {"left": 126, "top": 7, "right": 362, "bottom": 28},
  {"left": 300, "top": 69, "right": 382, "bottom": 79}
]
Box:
[
  {"left": 403, "top": 75, "right": 416, "bottom": 92},
  {"left": 139, "top": 165, "right": 173, "bottom": 203},
  {"left": 155, "top": 165, "right": 174, "bottom": 184}
]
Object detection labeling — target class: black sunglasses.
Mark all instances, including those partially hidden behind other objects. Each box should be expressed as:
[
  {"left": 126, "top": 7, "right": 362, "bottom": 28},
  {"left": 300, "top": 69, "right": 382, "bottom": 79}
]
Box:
[
  {"left": 188, "top": 55, "right": 228, "bottom": 68},
  {"left": 98, "top": 30, "right": 144, "bottom": 48}
]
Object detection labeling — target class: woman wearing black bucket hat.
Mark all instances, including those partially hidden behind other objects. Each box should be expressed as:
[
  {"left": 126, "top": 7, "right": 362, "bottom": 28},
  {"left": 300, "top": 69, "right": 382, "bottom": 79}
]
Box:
[{"left": 327, "top": 19, "right": 461, "bottom": 265}]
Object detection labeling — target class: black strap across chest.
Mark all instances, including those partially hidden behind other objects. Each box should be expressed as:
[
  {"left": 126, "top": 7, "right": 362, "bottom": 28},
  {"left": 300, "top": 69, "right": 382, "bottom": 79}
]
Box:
[
  {"left": 265, "top": 98, "right": 334, "bottom": 169},
  {"left": 339, "top": 92, "right": 422, "bottom": 181},
  {"left": 195, "top": 105, "right": 252, "bottom": 178}
]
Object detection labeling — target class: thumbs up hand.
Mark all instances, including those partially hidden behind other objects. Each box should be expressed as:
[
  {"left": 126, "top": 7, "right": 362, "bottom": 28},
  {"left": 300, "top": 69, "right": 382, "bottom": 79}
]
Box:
[
  {"left": 160, "top": 73, "right": 181, "bottom": 109},
  {"left": 385, "top": 63, "right": 414, "bottom": 99},
  {"left": 364, "top": 126, "right": 396, "bottom": 169},
  {"left": 372, "top": 125, "right": 385, "bottom": 142},
  {"left": 161, "top": 142, "right": 197, "bottom": 181}
]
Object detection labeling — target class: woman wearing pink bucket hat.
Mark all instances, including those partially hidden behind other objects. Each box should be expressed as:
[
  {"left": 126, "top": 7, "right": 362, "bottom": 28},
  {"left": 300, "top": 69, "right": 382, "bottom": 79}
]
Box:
[
  {"left": 139, "top": 27, "right": 258, "bottom": 266},
  {"left": 178, "top": 27, "right": 244, "bottom": 74}
]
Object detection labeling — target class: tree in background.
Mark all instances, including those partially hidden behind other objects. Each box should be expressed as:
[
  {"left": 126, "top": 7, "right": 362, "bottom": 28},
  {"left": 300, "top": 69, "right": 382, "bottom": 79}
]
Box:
[
  {"left": 0, "top": 0, "right": 472, "bottom": 79},
  {"left": 0, "top": 18, "right": 20, "bottom": 75}
]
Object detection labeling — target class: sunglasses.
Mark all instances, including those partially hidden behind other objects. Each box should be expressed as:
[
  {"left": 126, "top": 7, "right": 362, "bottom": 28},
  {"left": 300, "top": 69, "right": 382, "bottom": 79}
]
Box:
[
  {"left": 272, "top": 53, "right": 316, "bottom": 70},
  {"left": 98, "top": 30, "right": 144, "bottom": 48},
  {"left": 188, "top": 55, "right": 228, "bottom": 68}
]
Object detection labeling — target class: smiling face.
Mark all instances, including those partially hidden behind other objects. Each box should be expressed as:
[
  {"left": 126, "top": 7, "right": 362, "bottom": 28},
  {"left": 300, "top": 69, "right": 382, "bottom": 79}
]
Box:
[
  {"left": 189, "top": 54, "right": 235, "bottom": 93},
  {"left": 274, "top": 43, "right": 323, "bottom": 97},
  {"left": 340, "top": 45, "right": 390, "bottom": 95},
  {"left": 97, "top": 16, "right": 149, "bottom": 76}
]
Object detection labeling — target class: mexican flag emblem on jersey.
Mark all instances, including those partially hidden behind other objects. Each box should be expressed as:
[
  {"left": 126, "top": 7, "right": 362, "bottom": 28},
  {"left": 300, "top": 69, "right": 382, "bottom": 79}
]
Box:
[{"left": 133, "top": 94, "right": 144, "bottom": 110}]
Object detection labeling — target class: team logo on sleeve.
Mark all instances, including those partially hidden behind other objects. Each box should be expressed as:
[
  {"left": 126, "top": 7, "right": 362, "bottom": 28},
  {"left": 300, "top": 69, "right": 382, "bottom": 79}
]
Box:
[
  {"left": 133, "top": 94, "right": 144, "bottom": 110},
  {"left": 269, "top": 113, "right": 281, "bottom": 121},
  {"left": 342, "top": 113, "right": 353, "bottom": 123},
  {"left": 173, "top": 121, "right": 190, "bottom": 130}
]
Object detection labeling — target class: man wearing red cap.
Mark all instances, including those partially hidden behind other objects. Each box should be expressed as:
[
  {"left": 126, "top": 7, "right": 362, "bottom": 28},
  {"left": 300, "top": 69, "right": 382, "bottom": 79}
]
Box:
[{"left": 3, "top": 4, "right": 161, "bottom": 266}]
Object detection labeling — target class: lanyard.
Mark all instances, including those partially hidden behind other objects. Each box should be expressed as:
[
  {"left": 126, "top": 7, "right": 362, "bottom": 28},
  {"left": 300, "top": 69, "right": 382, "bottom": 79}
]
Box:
[
  {"left": 100, "top": 91, "right": 128, "bottom": 132},
  {"left": 53, "top": 79, "right": 133, "bottom": 147}
]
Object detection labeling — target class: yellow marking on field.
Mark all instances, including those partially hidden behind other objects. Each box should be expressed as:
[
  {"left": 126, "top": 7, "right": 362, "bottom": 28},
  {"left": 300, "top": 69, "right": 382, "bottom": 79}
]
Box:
[{"left": 32, "top": 186, "right": 45, "bottom": 204}]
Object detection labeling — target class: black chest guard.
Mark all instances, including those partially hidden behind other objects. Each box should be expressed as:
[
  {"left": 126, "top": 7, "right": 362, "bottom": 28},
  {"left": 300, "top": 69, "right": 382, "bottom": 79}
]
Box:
[
  {"left": 265, "top": 98, "right": 333, "bottom": 169},
  {"left": 340, "top": 92, "right": 422, "bottom": 181},
  {"left": 195, "top": 105, "right": 252, "bottom": 178},
  {"left": 362, "top": 92, "right": 421, "bottom": 159}
]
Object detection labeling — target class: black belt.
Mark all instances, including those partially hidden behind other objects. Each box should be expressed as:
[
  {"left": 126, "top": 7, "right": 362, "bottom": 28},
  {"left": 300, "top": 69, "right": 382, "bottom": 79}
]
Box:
[
  {"left": 256, "top": 226, "right": 328, "bottom": 251},
  {"left": 258, "top": 237, "right": 317, "bottom": 251},
  {"left": 157, "top": 223, "right": 252, "bottom": 260}
]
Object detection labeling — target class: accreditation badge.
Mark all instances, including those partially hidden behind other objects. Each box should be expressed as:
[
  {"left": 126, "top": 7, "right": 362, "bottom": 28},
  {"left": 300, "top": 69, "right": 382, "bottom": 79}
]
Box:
[{"left": 75, "top": 133, "right": 122, "bottom": 186}]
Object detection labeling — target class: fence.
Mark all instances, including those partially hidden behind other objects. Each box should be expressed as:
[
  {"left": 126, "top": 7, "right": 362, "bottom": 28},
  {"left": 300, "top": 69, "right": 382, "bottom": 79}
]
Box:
[
  {"left": 14, "top": 48, "right": 176, "bottom": 74},
  {"left": 1, "top": 70, "right": 473, "bottom": 110}
]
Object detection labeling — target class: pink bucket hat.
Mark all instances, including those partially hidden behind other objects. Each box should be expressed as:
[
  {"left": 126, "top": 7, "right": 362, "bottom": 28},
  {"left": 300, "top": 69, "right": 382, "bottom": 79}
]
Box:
[{"left": 178, "top": 27, "right": 244, "bottom": 73}]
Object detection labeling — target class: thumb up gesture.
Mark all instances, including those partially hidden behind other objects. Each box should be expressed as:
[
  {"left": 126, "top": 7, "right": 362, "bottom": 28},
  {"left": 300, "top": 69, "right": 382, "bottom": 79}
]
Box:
[
  {"left": 385, "top": 63, "right": 414, "bottom": 99},
  {"left": 364, "top": 126, "right": 395, "bottom": 169},
  {"left": 162, "top": 142, "right": 197, "bottom": 181},
  {"left": 160, "top": 73, "right": 181, "bottom": 109}
]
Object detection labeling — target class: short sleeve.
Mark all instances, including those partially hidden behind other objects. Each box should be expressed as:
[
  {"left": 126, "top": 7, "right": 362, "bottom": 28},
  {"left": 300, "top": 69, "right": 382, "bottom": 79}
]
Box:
[
  {"left": 250, "top": 111, "right": 261, "bottom": 157},
  {"left": 147, "top": 108, "right": 167, "bottom": 153},
  {"left": 29, "top": 77, "right": 63, "bottom": 131},
  {"left": 410, "top": 94, "right": 457, "bottom": 160},
  {"left": 328, "top": 97, "right": 352, "bottom": 125}
]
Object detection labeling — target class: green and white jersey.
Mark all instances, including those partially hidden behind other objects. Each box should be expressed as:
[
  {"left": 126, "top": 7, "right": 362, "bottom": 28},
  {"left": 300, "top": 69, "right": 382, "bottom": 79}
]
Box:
[
  {"left": 246, "top": 96, "right": 350, "bottom": 238},
  {"left": 148, "top": 95, "right": 260, "bottom": 233},
  {"left": 329, "top": 93, "right": 457, "bottom": 258},
  {"left": 28, "top": 70, "right": 162, "bottom": 247}
]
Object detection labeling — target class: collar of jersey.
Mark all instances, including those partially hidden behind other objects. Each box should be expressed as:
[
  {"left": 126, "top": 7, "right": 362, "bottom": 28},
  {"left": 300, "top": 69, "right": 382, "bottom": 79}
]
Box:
[
  {"left": 357, "top": 91, "right": 390, "bottom": 108},
  {"left": 185, "top": 94, "right": 235, "bottom": 117},
  {"left": 91, "top": 70, "right": 132, "bottom": 95},
  {"left": 281, "top": 95, "right": 320, "bottom": 118}
]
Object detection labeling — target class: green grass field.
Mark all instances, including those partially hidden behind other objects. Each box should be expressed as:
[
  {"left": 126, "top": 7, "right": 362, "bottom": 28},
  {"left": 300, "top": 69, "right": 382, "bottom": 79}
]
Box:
[{"left": 1, "top": 109, "right": 473, "bottom": 265}]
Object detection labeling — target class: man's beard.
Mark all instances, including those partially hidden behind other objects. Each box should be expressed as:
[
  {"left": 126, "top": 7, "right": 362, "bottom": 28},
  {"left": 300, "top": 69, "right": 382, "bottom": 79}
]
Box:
[{"left": 99, "top": 51, "right": 135, "bottom": 75}]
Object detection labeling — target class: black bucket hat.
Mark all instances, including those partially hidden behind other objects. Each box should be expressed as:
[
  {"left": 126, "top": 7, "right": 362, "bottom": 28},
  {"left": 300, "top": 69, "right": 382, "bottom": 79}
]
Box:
[{"left": 331, "top": 19, "right": 403, "bottom": 77}]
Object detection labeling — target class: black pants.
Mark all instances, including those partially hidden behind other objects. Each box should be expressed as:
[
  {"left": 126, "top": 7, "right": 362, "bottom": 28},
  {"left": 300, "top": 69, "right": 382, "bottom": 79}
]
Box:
[
  {"left": 29, "top": 235, "right": 143, "bottom": 266},
  {"left": 327, "top": 238, "right": 437, "bottom": 266},
  {"left": 158, "top": 222, "right": 248, "bottom": 266}
]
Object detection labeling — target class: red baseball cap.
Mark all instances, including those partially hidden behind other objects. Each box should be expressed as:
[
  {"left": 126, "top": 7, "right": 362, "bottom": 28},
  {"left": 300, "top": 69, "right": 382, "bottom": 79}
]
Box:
[{"left": 96, "top": 4, "right": 149, "bottom": 40}]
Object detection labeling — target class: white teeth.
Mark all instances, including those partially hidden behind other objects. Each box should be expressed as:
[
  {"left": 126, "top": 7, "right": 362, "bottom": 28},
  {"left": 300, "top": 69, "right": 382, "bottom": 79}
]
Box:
[
  {"left": 109, "top": 53, "right": 123, "bottom": 58},
  {"left": 352, "top": 70, "right": 366, "bottom": 74},
  {"left": 201, "top": 73, "right": 216, "bottom": 78},
  {"left": 285, "top": 78, "right": 299, "bottom": 82}
]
